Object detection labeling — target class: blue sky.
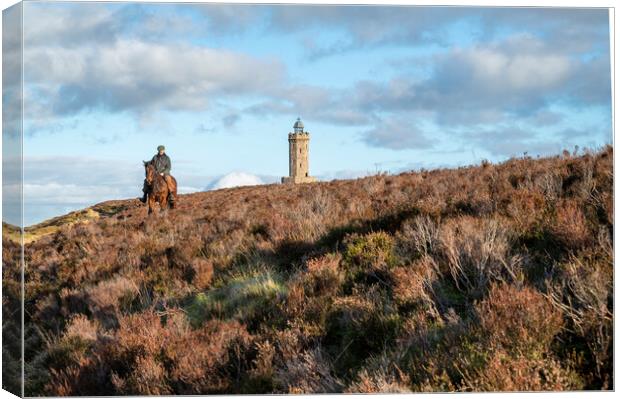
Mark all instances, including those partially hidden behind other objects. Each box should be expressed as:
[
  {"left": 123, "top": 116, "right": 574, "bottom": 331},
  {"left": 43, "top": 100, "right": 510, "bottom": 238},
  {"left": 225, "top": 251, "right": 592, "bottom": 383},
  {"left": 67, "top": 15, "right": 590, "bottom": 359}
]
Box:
[{"left": 8, "top": 2, "right": 613, "bottom": 225}]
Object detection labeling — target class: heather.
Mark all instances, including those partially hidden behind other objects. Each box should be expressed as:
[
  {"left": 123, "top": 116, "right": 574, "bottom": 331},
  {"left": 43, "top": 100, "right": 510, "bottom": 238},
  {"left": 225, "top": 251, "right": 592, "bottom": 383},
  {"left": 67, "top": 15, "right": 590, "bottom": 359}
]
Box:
[{"left": 2, "top": 146, "right": 613, "bottom": 394}]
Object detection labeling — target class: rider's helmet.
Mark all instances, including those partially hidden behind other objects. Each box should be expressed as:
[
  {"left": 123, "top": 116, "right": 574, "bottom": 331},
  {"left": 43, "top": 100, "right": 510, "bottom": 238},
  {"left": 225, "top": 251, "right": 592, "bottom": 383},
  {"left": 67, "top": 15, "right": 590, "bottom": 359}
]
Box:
[{"left": 157, "top": 145, "right": 165, "bottom": 152}]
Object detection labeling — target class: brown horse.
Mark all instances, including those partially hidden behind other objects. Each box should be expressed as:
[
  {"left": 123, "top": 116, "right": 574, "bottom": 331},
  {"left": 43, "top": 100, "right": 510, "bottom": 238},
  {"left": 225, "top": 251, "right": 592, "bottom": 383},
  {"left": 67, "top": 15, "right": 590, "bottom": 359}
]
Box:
[{"left": 143, "top": 161, "right": 178, "bottom": 214}]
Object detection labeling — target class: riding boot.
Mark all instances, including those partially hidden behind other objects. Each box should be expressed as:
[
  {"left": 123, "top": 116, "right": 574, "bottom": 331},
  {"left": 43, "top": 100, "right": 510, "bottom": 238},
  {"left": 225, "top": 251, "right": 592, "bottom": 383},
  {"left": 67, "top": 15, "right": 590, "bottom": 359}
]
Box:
[{"left": 139, "top": 192, "right": 147, "bottom": 203}]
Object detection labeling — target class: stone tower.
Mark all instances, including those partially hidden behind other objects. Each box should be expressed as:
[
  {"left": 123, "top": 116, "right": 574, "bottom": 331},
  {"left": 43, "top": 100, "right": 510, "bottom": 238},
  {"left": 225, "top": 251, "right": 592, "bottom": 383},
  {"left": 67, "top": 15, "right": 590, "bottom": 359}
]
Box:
[{"left": 282, "top": 117, "right": 317, "bottom": 184}]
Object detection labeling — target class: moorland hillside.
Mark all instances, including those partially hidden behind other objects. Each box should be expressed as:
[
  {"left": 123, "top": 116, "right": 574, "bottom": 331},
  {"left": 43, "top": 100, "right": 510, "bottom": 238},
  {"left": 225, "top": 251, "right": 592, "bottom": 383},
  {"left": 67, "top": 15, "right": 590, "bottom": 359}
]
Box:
[{"left": 2, "top": 146, "right": 613, "bottom": 394}]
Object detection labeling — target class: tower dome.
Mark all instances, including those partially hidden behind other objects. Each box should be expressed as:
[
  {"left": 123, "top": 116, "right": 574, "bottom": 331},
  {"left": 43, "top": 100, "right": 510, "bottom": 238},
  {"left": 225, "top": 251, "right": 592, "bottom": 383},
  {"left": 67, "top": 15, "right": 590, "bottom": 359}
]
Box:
[{"left": 293, "top": 117, "right": 304, "bottom": 133}]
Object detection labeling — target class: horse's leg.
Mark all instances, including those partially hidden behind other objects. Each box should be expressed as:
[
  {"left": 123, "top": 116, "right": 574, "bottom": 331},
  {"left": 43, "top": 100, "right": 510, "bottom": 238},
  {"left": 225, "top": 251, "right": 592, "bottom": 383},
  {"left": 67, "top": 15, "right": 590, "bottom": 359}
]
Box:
[
  {"left": 159, "top": 196, "right": 167, "bottom": 215},
  {"left": 147, "top": 195, "right": 154, "bottom": 215},
  {"left": 168, "top": 188, "right": 175, "bottom": 210}
]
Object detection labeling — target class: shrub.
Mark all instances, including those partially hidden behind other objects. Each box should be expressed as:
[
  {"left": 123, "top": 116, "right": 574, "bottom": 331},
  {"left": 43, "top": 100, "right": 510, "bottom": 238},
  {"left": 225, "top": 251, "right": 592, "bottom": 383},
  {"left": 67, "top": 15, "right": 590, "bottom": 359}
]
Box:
[
  {"left": 45, "top": 353, "right": 106, "bottom": 396},
  {"left": 342, "top": 231, "right": 397, "bottom": 286},
  {"left": 533, "top": 170, "right": 563, "bottom": 203},
  {"left": 396, "top": 215, "right": 440, "bottom": 260},
  {"left": 599, "top": 191, "right": 613, "bottom": 225},
  {"left": 64, "top": 314, "right": 100, "bottom": 343},
  {"left": 244, "top": 340, "right": 276, "bottom": 393},
  {"left": 438, "top": 216, "right": 519, "bottom": 297},
  {"left": 138, "top": 252, "right": 193, "bottom": 299},
  {"left": 346, "top": 367, "right": 411, "bottom": 393},
  {"left": 163, "top": 317, "right": 253, "bottom": 394},
  {"left": 43, "top": 315, "right": 107, "bottom": 395},
  {"left": 551, "top": 198, "right": 590, "bottom": 249},
  {"left": 505, "top": 189, "right": 547, "bottom": 234},
  {"left": 396, "top": 309, "right": 468, "bottom": 392},
  {"left": 324, "top": 286, "right": 402, "bottom": 377},
  {"left": 282, "top": 253, "right": 343, "bottom": 330},
  {"left": 111, "top": 355, "right": 172, "bottom": 395},
  {"left": 279, "top": 188, "right": 338, "bottom": 242},
  {"left": 190, "top": 258, "right": 214, "bottom": 290},
  {"left": 105, "top": 310, "right": 253, "bottom": 395},
  {"left": 476, "top": 283, "right": 563, "bottom": 358},
  {"left": 58, "top": 287, "right": 90, "bottom": 318},
  {"left": 305, "top": 253, "right": 344, "bottom": 296},
  {"left": 345, "top": 353, "right": 411, "bottom": 393},
  {"left": 390, "top": 256, "right": 438, "bottom": 314},
  {"left": 546, "top": 248, "right": 613, "bottom": 387},
  {"left": 273, "top": 347, "right": 343, "bottom": 393},
  {"left": 466, "top": 350, "right": 583, "bottom": 391},
  {"left": 85, "top": 275, "right": 139, "bottom": 326}
]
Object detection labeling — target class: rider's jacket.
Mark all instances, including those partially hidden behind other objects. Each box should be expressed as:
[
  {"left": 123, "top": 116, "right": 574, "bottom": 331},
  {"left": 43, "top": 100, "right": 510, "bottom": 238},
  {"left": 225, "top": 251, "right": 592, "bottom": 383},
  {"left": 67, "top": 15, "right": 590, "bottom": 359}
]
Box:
[{"left": 150, "top": 153, "right": 171, "bottom": 175}]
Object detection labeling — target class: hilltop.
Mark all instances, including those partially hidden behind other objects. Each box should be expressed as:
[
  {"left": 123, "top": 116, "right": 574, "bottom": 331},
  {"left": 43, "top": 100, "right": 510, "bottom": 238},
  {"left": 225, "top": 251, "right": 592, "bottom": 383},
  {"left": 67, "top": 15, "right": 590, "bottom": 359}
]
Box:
[
  {"left": 2, "top": 201, "right": 132, "bottom": 244},
  {"left": 2, "top": 146, "right": 613, "bottom": 395}
]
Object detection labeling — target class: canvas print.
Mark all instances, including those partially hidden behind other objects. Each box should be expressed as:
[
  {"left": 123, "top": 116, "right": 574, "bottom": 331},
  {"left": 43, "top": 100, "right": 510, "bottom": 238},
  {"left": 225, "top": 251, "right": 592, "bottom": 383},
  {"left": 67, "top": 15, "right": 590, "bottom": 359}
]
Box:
[{"left": 1, "top": 1, "right": 614, "bottom": 396}]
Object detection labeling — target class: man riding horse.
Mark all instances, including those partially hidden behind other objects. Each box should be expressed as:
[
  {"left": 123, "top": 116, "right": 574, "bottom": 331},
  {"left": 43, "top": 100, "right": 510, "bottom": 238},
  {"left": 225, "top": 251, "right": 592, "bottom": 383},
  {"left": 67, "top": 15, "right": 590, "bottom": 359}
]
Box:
[{"left": 140, "top": 145, "right": 176, "bottom": 205}]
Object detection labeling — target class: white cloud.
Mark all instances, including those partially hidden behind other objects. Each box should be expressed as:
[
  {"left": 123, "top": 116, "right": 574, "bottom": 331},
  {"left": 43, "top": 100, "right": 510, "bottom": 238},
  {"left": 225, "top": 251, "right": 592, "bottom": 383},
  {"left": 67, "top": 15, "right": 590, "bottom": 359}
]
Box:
[
  {"left": 425, "top": 37, "right": 575, "bottom": 113},
  {"left": 208, "top": 172, "right": 264, "bottom": 190},
  {"left": 18, "top": 3, "right": 612, "bottom": 158},
  {"left": 23, "top": 2, "right": 121, "bottom": 47},
  {"left": 21, "top": 157, "right": 142, "bottom": 218},
  {"left": 270, "top": 7, "right": 608, "bottom": 60},
  {"left": 362, "top": 117, "right": 434, "bottom": 150},
  {"left": 24, "top": 38, "right": 286, "bottom": 116},
  {"left": 447, "top": 42, "right": 572, "bottom": 93},
  {"left": 24, "top": 183, "right": 124, "bottom": 205}
]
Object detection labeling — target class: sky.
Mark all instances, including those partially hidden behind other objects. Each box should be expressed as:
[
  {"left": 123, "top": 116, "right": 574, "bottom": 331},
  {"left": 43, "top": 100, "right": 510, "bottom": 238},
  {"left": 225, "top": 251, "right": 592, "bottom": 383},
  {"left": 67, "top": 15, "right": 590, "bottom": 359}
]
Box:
[{"left": 2, "top": 1, "right": 613, "bottom": 225}]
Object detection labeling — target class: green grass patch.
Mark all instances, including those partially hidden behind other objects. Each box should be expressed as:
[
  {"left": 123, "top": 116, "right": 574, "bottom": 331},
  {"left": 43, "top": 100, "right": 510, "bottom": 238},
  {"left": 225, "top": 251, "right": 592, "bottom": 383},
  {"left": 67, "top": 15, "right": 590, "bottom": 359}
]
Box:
[{"left": 186, "top": 270, "right": 287, "bottom": 328}]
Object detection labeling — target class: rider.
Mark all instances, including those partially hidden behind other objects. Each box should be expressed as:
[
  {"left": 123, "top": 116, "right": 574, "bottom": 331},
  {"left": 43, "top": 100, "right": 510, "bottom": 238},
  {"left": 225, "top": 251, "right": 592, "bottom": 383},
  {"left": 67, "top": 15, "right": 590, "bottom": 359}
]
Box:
[{"left": 140, "top": 145, "right": 175, "bottom": 204}]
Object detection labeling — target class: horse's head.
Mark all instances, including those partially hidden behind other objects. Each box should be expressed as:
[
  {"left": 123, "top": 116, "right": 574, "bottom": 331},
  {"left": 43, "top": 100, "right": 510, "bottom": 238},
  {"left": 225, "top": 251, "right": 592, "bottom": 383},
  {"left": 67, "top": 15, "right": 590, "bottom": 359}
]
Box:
[{"left": 143, "top": 161, "right": 155, "bottom": 185}]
